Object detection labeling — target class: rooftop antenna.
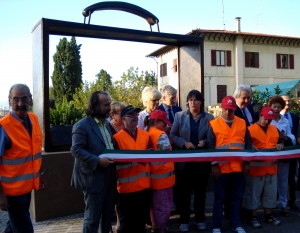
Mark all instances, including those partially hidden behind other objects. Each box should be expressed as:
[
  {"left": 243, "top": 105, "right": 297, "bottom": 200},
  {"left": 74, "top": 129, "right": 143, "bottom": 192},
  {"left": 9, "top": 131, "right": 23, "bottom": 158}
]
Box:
[{"left": 222, "top": 0, "right": 225, "bottom": 30}]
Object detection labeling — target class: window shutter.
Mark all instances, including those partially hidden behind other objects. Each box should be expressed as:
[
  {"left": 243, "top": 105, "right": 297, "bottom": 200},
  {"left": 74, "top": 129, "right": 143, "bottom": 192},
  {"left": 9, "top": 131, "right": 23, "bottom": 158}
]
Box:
[
  {"left": 211, "top": 50, "right": 216, "bottom": 66},
  {"left": 217, "top": 85, "right": 227, "bottom": 103},
  {"left": 160, "top": 64, "right": 163, "bottom": 77},
  {"left": 276, "top": 54, "right": 281, "bottom": 69},
  {"left": 289, "top": 54, "right": 294, "bottom": 69},
  {"left": 255, "top": 52, "right": 259, "bottom": 68},
  {"left": 245, "top": 52, "right": 249, "bottom": 67},
  {"left": 226, "top": 51, "right": 231, "bottom": 66}
]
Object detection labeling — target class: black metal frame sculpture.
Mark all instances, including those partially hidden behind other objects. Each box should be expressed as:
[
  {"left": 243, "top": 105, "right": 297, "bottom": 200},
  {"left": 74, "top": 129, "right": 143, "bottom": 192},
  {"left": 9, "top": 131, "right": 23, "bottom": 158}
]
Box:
[
  {"left": 82, "top": 1, "right": 160, "bottom": 32},
  {"left": 32, "top": 2, "right": 203, "bottom": 152}
]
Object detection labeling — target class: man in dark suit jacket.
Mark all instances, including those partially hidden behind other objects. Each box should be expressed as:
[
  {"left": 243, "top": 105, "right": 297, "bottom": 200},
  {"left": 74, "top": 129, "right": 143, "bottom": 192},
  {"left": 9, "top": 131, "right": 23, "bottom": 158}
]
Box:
[
  {"left": 157, "top": 85, "right": 182, "bottom": 214},
  {"left": 281, "top": 95, "right": 300, "bottom": 211},
  {"left": 157, "top": 85, "right": 182, "bottom": 124},
  {"left": 226, "top": 85, "right": 259, "bottom": 218},
  {"left": 71, "top": 91, "right": 116, "bottom": 233},
  {"left": 233, "top": 85, "right": 259, "bottom": 126}
]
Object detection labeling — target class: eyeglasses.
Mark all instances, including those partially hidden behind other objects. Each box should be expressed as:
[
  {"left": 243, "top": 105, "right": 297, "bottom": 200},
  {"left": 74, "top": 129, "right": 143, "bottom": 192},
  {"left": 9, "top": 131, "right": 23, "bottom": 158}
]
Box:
[
  {"left": 10, "top": 96, "right": 30, "bottom": 104},
  {"left": 151, "top": 99, "right": 160, "bottom": 103}
]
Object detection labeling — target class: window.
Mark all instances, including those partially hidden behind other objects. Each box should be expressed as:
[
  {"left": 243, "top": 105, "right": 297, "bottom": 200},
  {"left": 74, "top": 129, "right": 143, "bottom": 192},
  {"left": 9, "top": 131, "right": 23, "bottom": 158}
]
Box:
[
  {"left": 160, "top": 63, "right": 167, "bottom": 77},
  {"left": 276, "top": 54, "right": 294, "bottom": 69},
  {"left": 217, "top": 85, "right": 227, "bottom": 103},
  {"left": 211, "top": 50, "right": 231, "bottom": 66},
  {"left": 245, "top": 52, "right": 259, "bottom": 68}
]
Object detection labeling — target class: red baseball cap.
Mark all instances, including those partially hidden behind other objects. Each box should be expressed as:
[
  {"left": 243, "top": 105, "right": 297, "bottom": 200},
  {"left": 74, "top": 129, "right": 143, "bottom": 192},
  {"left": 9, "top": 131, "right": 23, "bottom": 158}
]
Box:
[
  {"left": 150, "top": 110, "right": 172, "bottom": 126},
  {"left": 260, "top": 106, "right": 275, "bottom": 120},
  {"left": 221, "top": 96, "right": 237, "bottom": 110}
]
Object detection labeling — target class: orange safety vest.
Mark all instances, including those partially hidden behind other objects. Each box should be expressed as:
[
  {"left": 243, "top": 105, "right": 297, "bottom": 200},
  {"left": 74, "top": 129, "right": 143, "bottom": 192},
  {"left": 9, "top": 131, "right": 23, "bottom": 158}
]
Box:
[
  {"left": 210, "top": 116, "right": 246, "bottom": 173},
  {"left": 0, "top": 112, "right": 43, "bottom": 196},
  {"left": 114, "top": 128, "right": 150, "bottom": 193},
  {"left": 148, "top": 127, "right": 175, "bottom": 190},
  {"left": 248, "top": 123, "right": 279, "bottom": 176}
]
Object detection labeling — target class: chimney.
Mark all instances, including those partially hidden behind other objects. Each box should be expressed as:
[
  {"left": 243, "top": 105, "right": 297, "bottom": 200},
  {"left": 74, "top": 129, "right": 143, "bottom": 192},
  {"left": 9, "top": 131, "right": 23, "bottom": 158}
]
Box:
[{"left": 235, "top": 17, "right": 241, "bottom": 32}]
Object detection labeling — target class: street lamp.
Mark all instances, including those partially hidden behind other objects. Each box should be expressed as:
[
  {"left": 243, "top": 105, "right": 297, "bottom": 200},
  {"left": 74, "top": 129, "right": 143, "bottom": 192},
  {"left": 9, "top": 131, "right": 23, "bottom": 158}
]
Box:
[{"left": 148, "top": 56, "right": 158, "bottom": 78}]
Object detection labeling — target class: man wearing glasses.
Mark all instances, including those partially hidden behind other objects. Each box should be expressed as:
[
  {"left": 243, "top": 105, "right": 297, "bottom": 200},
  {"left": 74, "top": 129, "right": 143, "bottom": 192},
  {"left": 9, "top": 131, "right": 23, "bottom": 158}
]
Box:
[
  {"left": 0, "top": 84, "right": 43, "bottom": 233},
  {"left": 114, "top": 105, "right": 151, "bottom": 233}
]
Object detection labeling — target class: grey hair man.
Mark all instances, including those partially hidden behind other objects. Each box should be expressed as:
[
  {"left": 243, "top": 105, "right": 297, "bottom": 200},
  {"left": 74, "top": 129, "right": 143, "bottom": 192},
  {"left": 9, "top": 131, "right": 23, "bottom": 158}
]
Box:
[
  {"left": 158, "top": 85, "right": 182, "bottom": 124},
  {"left": 233, "top": 85, "right": 258, "bottom": 126}
]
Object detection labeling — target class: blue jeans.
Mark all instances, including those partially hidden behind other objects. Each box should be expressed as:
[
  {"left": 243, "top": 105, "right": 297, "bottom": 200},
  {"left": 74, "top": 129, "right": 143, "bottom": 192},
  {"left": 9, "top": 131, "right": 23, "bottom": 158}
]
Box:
[
  {"left": 212, "top": 172, "right": 245, "bottom": 229},
  {"left": 5, "top": 192, "right": 33, "bottom": 233}
]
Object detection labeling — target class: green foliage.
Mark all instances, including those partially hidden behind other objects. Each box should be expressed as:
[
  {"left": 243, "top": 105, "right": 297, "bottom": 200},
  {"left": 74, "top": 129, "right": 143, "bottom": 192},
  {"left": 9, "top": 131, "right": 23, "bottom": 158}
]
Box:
[
  {"left": 252, "top": 87, "right": 275, "bottom": 106},
  {"left": 112, "top": 67, "right": 157, "bottom": 108},
  {"left": 51, "top": 36, "right": 83, "bottom": 103},
  {"left": 252, "top": 85, "right": 300, "bottom": 116},
  {"left": 50, "top": 97, "right": 84, "bottom": 126}
]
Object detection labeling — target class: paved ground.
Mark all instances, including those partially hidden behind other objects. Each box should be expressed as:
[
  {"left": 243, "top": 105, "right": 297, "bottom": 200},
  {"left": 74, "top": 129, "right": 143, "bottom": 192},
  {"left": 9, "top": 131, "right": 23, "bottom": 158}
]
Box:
[{"left": 1, "top": 192, "right": 300, "bottom": 233}]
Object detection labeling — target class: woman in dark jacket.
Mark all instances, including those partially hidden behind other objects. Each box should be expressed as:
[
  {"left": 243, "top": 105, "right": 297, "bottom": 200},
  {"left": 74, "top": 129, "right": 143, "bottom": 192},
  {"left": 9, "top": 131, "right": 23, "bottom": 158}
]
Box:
[{"left": 169, "top": 89, "right": 214, "bottom": 232}]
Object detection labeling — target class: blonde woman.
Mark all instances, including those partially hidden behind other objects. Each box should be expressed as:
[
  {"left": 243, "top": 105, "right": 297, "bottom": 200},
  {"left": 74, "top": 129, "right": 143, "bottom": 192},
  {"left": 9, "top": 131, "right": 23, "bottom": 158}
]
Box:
[
  {"left": 137, "top": 86, "right": 162, "bottom": 130},
  {"left": 109, "top": 101, "right": 126, "bottom": 134}
]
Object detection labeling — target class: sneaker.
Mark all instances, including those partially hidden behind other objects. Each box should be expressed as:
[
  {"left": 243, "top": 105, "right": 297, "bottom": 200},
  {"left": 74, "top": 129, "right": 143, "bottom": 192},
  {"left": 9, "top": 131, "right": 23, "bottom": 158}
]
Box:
[
  {"left": 250, "top": 217, "right": 262, "bottom": 228},
  {"left": 264, "top": 215, "right": 281, "bottom": 226},
  {"left": 212, "top": 228, "right": 222, "bottom": 233},
  {"left": 232, "top": 226, "right": 246, "bottom": 233},
  {"left": 179, "top": 224, "right": 189, "bottom": 232},
  {"left": 196, "top": 222, "right": 206, "bottom": 230}
]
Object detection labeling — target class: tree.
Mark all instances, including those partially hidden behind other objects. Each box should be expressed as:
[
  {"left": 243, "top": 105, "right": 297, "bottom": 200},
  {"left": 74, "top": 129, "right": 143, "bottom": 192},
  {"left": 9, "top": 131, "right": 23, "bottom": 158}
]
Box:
[
  {"left": 72, "top": 70, "right": 113, "bottom": 111},
  {"left": 95, "top": 69, "right": 113, "bottom": 92},
  {"left": 112, "top": 67, "right": 157, "bottom": 108},
  {"left": 51, "top": 36, "right": 83, "bottom": 103}
]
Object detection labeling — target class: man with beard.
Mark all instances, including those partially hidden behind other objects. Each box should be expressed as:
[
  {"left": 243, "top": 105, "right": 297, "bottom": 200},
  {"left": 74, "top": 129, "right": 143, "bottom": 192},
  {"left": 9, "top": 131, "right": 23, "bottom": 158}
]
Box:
[
  {"left": 0, "top": 84, "right": 43, "bottom": 233},
  {"left": 71, "top": 91, "right": 116, "bottom": 233}
]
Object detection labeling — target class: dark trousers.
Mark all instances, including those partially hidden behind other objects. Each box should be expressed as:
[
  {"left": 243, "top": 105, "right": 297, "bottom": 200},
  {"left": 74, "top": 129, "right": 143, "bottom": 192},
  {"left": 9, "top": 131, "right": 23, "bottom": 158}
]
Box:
[
  {"left": 212, "top": 172, "right": 245, "bottom": 229},
  {"left": 119, "top": 188, "right": 150, "bottom": 233},
  {"left": 83, "top": 189, "right": 114, "bottom": 233},
  {"left": 5, "top": 192, "right": 33, "bottom": 233},
  {"left": 288, "top": 159, "right": 298, "bottom": 205},
  {"left": 176, "top": 163, "right": 210, "bottom": 224}
]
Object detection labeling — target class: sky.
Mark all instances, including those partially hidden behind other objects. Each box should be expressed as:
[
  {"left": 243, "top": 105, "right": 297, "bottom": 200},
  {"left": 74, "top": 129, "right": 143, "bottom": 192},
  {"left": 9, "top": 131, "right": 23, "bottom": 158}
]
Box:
[{"left": 1, "top": 0, "right": 300, "bottom": 108}]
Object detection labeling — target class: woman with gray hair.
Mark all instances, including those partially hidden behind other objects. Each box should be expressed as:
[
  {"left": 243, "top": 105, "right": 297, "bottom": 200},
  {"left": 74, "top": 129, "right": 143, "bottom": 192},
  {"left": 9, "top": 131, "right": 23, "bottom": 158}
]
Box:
[{"left": 137, "top": 86, "right": 162, "bottom": 130}]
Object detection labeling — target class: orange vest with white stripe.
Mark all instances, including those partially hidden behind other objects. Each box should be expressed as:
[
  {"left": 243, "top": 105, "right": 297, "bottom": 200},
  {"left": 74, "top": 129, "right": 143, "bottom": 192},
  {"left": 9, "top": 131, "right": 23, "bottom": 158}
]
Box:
[
  {"left": 114, "top": 128, "right": 150, "bottom": 193},
  {"left": 0, "top": 112, "right": 43, "bottom": 196},
  {"left": 210, "top": 116, "right": 246, "bottom": 173},
  {"left": 248, "top": 123, "right": 278, "bottom": 176},
  {"left": 148, "top": 127, "right": 175, "bottom": 190}
]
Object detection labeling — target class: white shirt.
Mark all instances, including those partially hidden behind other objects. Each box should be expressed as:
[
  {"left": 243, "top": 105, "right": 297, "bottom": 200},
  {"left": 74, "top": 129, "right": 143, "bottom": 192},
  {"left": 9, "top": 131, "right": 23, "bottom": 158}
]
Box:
[{"left": 271, "top": 115, "right": 296, "bottom": 145}]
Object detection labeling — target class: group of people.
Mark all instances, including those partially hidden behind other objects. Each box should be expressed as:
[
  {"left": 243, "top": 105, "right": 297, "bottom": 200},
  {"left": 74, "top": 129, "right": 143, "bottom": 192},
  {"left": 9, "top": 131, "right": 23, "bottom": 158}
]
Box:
[{"left": 0, "top": 83, "right": 299, "bottom": 233}]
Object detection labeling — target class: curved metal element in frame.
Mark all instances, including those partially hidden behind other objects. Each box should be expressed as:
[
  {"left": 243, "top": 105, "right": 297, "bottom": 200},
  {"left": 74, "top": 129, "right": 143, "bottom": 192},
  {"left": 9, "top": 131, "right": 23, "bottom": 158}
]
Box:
[{"left": 82, "top": 1, "right": 160, "bottom": 32}]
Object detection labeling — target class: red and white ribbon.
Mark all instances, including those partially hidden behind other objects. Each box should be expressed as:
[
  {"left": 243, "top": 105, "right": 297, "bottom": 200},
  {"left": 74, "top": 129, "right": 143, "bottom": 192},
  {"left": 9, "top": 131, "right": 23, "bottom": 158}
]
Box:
[{"left": 102, "top": 147, "right": 300, "bottom": 162}]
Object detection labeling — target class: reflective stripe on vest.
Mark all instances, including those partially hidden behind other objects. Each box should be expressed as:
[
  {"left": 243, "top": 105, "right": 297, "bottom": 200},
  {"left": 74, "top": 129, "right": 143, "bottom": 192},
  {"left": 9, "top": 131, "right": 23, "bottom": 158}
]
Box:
[
  {"left": 1, "top": 152, "right": 41, "bottom": 165},
  {"left": 150, "top": 161, "right": 167, "bottom": 166},
  {"left": 210, "top": 116, "right": 246, "bottom": 173},
  {"left": 1, "top": 172, "right": 39, "bottom": 183},
  {"left": 0, "top": 112, "right": 43, "bottom": 196},
  {"left": 148, "top": 127, "right": 175, "bottom": 190},
  {"left": 113, "top": 129, "right": 150, "bottom": 193},
  {"left": 248, "top": 123, "right": 279, "bottom": 176},
  {"left": 250, "top": 161, "right": 277, "bottom": 167},
  {"left": 116, "top": 162, "right": 138, "bottom": 170},
  {"left": 150, "top": 170, "right": 174, "bottom": 179},
  {"left": 118, "top": 171, "right": 150, "bottom": 183},
  {"left": 216, "top": 143, "right": 244, "bottom": 149}
]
